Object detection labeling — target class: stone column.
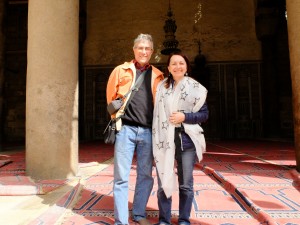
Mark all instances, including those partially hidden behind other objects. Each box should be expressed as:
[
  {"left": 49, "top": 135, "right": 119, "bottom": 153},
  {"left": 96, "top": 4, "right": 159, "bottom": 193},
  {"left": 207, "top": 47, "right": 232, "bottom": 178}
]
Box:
[
  {"left": 26, "top": 0, "right": 79, "bottom": 179},
  {"left": 286, "top": 0, "right": 300, "bottom": 172}
]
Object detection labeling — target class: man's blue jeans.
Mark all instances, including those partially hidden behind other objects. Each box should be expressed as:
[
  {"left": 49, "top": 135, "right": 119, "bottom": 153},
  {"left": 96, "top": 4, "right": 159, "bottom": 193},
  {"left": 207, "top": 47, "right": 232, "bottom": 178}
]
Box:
[
  {"left": 113, "top": 125, "right": 154, "bottom": 225},
  {"left": 156, "top": 148, "right": 196, "bottom": 225}
]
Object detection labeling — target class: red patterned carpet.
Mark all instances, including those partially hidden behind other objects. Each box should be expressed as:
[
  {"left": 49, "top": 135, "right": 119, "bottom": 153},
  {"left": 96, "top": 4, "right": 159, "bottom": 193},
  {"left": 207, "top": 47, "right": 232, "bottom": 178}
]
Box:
[{"left": 1, "top": 140, "right": 300, "bottom": 225}]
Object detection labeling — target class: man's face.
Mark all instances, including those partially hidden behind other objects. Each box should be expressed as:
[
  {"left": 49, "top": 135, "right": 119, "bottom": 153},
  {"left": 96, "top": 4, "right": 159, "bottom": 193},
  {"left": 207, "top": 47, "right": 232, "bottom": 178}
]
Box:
[{"left": 133, "top": 40, "right": 153, "bottom": 66}]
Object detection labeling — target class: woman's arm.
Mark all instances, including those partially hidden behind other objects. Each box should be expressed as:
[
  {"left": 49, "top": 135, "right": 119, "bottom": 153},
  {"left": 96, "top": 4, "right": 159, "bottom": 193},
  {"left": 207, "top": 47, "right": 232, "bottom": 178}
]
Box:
[{"left": 183, "top": 102, "right": 209, "bottom": 124}]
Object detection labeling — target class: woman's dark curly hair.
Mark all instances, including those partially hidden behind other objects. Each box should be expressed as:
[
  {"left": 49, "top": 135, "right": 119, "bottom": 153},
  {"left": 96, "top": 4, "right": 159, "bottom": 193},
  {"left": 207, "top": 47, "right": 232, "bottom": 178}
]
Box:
[{"left": 165, "top": 51, "right": 192, "bottom": 89}]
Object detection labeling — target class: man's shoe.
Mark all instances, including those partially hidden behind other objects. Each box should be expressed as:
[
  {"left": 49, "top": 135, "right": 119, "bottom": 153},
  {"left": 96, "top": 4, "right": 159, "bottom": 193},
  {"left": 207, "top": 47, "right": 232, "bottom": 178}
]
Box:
[{"left": 136, "top": 218, "right": 152, "bottom": 225}]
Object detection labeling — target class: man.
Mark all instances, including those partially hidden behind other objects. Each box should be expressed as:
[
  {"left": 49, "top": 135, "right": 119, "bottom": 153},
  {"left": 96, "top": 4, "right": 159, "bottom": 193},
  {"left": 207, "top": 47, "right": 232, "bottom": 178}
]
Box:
[{"left": 106, "top": 34, "right": 164, "bottom": 225}]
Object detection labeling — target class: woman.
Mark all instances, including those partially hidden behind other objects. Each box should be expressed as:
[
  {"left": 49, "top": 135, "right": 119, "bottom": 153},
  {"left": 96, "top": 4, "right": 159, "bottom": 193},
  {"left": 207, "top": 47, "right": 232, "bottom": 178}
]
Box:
[{"left": 152, "top": 52, "right": 209, "bottom": 225}]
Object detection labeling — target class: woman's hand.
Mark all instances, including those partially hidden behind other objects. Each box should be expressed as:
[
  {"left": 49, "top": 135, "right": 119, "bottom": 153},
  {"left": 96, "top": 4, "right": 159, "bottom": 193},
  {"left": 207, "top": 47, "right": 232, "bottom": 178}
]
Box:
[{"left": 169, "top": 111, "right": 185, "bottom": 124}]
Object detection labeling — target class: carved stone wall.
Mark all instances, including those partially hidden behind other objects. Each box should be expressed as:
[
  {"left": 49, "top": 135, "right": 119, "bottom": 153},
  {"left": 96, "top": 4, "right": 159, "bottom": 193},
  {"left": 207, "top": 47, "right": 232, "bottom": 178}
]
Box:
[
  {"left": 2, "top": 3, "right": 27, "bottom": 142},
  {"left": 0, "top": 1, "right": 5, "bottom": 149},
  {"left": 83, "top": 0, "right": 261, "bottom": 65},
  {"left": 81, "top": 66, "right": 111, "bottom": 140},
  {"left": 82, "top": 61, "right": 264, "bottom": 141}
]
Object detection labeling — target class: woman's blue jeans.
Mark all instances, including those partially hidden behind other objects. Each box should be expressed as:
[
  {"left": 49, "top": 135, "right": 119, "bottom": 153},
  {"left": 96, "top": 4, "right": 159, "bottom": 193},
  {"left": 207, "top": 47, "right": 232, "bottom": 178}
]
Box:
[
  {"left": 113, "top": 125, "right": 154, "bottom": 225},
  {"left": 156, "top": 147, "right": 196, "bottom": 225}
]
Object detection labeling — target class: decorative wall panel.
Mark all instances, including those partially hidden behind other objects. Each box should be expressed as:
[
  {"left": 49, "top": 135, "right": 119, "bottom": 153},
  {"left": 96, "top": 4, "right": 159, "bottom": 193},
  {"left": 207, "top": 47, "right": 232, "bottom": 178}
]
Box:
[{"left": 82, "top": 61, "right": 264, "bottom": 140}]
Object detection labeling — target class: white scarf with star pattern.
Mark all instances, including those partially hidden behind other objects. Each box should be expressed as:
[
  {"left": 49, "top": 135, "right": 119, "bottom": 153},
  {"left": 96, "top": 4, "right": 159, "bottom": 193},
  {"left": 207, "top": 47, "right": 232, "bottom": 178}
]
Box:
[{"left": 152, "top": 76, "right": 207, "bottom": 198}]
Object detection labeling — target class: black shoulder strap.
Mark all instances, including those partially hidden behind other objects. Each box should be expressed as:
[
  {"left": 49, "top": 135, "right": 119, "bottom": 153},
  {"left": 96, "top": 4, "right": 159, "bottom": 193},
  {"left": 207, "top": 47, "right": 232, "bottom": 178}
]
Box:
[
  {"left": 123, "top": 70, "right": 146, "bottom": 99},
  {"left": 122, "top": 70, "right": 146, "bottom": 112}
]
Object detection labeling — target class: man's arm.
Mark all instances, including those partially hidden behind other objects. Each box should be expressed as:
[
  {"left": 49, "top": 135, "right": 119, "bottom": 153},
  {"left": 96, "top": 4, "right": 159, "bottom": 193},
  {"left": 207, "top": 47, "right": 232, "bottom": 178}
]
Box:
[{"left": 106, "top": 67, "right": 120, "bottom": 104}]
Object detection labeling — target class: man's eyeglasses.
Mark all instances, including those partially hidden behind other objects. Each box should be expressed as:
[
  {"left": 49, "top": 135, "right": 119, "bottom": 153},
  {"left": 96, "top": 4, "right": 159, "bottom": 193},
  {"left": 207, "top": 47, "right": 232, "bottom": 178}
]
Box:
[{"left": 135, "top": 47, "right": 153, "bottom": 52}]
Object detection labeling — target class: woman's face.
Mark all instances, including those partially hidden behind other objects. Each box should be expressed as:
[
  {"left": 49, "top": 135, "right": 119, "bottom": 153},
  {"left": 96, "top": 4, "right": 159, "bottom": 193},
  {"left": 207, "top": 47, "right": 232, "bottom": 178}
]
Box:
[{"left": 168, "top": 55, "right": 187, "bottom": 82}]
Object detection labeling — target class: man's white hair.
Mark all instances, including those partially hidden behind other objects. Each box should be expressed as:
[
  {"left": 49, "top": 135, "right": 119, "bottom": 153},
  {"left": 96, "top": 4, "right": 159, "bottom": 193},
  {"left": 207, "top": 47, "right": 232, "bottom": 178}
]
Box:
[{"left": 133, "top": 33, "right": 154, "bottom": 49}]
